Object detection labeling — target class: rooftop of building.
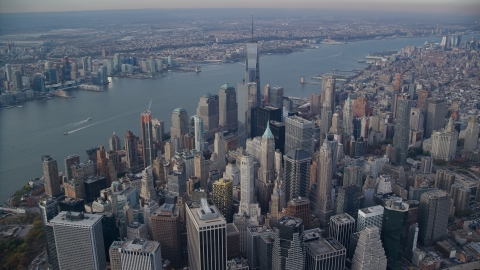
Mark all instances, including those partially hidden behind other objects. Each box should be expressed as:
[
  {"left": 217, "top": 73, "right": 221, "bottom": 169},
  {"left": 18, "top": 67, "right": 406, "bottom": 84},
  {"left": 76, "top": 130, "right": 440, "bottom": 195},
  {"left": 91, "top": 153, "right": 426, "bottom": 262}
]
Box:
[
  {"left": 121, "top": 238, "right": 160, "bottom": 253},
  {"left": 358, "top": 205, "right": 384, "bottom": 216},
  {"left": 85, "top": 175, "right": 106, "bottom": 184},
  {"left": 384, "top": 196, "right": 409, "bottom": 212},
  {"left": 128, "top": 222, "right": 145, "bottom": 229},
  {"left": 152, "top": 203, "right": 179, "bottom": 217},
  {"left": 50, "top": 211, "right": 102, "bottom": 226},
  {"left": 285, "top": 149, "right": 311, "bottom": 161},
  {"left": 247, "top": 225, "right": 273, "bottom": 234},
  {"left": 58, "top": 197, "right": 84, "bottom": 205},
  {"left": 422, "top": 189, "right": 450, "bottom": 199},
  {"left": 186, "top": 199, "right": 225, "bottom": 226},
  {"left": 226, "top": 258, "right": 249, "bottom": 269},
  {"left": 287, "top": 197, "right": 309, "bottom": 206},
  {"left": 304, "top": 236, "right": 345, "bottom": 255},
  {"left": 278, "top": 216, "right": 302, "bottom": 228},
  {"left": 330, "top": 213, "right": 355, "bottom": 224}
]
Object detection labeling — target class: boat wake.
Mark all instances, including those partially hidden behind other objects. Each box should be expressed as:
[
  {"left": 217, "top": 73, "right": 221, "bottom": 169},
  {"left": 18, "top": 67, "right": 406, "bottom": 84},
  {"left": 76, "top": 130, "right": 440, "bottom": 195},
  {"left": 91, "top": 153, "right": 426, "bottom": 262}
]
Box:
[
  {"left": 65, "top": 122, "right": 97, "bottom": 135},
  {"left": 69, "top": 118, "right": 91, "bottom": 127}
]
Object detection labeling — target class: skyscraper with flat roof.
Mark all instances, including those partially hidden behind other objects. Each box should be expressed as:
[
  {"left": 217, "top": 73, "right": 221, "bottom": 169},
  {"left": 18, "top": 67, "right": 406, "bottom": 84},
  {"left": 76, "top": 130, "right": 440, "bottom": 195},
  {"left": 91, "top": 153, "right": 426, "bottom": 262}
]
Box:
[
  {"left": 357, "top": 205, "right": 384, "bottom": 232},
  {"left": 247, "top": 225, "right": 274, "bottom": 270},
  {"left": 237, "top": 82, "right": 260, "bottom": 147},
  {"left": 393, "top": 100, "right": 411, "bottom": 165},
  {"left": 171, "top": 107, "right": 189, "bottom": 140},
  {"left": 464, "top": 117, "right": 479, "bottom": 151},
  {"left": 272, "top": 216, "right": 305, "bottom": 270},
  {"left": 194, "top": 115, "right": 205, "bottom": 152},
  {"left": 64, "top": 154, "right": 80, "bottom": 181},
  {"left": 42, "top": 155, "right": 62, "bottom": 198},
  {"left": 141, "top": 105, "right": 155, "bottom": 168},
  {"left": 186, "top": 199, "right": 227, "bottom": 270},
  {"left": 39, "top": 200, "right": 59, "bottom": 270},
  {"left": 197, "top": 93, "right": 219, "bottom": 132},
  {"left": 118, "top": 239, "right": 162, "bottom": 270},
  {"left": 382, "top": 197, "right": 409, "bottom": 270},
  {"left": 268, "top": 86, "right": 284, "bottom": 109},
  {"left": 285, "top": 116, "right": 316, "bottom": 154},
  {"left": 304, "top": 229, "right": 346, "bottom": 270},
  {"left": 425, "top": 98, "right": 447, "bottom": 139},
  {"left": 50, "top": 211, "right": 106, "bottom": 270},
  {"left": 283, "top": 149, "right": 311, "bottom": 204},
  {"left": 125, "top": 131, "right": 139, "bottom": 169},
  {"left": 212, "top": 178, "right": 234, "bottom": 223},
  {"left": 329, "top": 213, "right": 356, "bottom": 252},
  {"left": 151, "top": 202, "right": 182, "bottom": 267},
  {"left": 418, "top": 190, "right": 452, "bottom": 246},
  {"left": 219, "top": 83, "right": 238, "bottom": 132}
]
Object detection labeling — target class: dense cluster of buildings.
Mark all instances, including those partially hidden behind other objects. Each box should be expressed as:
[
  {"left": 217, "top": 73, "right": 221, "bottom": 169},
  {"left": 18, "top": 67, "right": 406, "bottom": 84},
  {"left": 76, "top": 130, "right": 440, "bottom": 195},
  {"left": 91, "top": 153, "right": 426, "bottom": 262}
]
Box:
[{"left": 31, "top": 24, "right": 480, "bottom": 270}]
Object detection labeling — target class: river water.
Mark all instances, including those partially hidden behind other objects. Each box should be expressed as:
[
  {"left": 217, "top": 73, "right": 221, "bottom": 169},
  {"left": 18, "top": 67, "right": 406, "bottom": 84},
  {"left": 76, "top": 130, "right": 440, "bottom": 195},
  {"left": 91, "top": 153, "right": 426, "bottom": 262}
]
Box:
[{"left": 1, "top": 35, "right": 474, "bottom": 204}]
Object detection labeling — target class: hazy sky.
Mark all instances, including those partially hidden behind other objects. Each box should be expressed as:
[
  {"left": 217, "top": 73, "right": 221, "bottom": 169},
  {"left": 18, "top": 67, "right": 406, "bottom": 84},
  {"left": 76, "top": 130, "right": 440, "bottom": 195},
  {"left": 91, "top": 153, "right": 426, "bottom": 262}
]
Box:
[{"left": 1, "top": 0, "right": 479, "bottom": 14}]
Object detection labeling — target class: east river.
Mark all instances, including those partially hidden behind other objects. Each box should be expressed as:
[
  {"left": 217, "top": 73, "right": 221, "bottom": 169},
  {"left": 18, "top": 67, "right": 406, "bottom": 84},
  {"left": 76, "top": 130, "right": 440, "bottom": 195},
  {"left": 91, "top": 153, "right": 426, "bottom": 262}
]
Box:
[{"left": 1, "top": 35, "right": 474, "bottom": 204}]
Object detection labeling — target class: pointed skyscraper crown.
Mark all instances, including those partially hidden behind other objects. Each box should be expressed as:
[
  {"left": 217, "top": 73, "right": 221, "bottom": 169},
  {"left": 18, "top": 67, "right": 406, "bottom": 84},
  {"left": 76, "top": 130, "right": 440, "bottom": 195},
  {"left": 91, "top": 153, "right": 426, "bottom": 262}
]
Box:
[
  {"left": 346, "top": 94, "right": 351, "bottom": 103},
  {"left": 445, "top": 117, "right": 456, "bottom": 133},
  {"left": 263, "top": 121, "right": 274, "bottom": 139}
]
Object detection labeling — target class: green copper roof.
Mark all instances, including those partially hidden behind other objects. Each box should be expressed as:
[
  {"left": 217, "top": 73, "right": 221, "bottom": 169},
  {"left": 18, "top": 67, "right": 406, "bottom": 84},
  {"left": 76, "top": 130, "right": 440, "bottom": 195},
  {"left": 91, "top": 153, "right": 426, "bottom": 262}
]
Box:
[{"left": 263, "top": 121, "right": 274, "bottom": 139}]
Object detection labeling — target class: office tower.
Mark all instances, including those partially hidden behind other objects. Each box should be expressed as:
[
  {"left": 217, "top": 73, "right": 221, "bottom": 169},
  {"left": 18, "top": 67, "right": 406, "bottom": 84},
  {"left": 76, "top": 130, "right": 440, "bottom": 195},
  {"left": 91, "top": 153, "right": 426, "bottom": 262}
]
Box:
[
  {"left": 194, "top": 154, "right": 209, "bottom": 190},
  {"left": 219, "top": 83, "right": 238, "bottom": 132},
  {"left": 351, "top": 226, "right": 387, "bottom": 270},
  {"left": 393, "top": 100, "right": 411, "bottom": 165},
  {"left": 113, "top": 53, "right": 121, "bottom": 71},
  {"left": 425, "top": 98, "right": 447, "bottom": 138},
  {"left": 64, "top": 154, "right": 80, "bottom": 181},
  {"left": 87, "top": 56, "right": 93, "bottom": 71},
  {"left": 343, "top": 165, "right": 362, "bottom": 186},
  {"left": 171, "top": 108, "right": 189, "bottom": 140},
  {"left": 127, "top": 222, "right": 148, "bottom": 239},
  {"left": 109, "top": 132, "right": 121, "bottom": 152},
  {"left": 464, "top": 117, "right": 479, "bottom": 151},
  {"left": 141, "top": 104, "right": 155, "bottom": 168},
  {"left": 343, "top": 95, "right": 354, "bottom": 137},
  {"left": 224, "top": 158, "right": 240, "bottom": 186},
  {"left": 304, "top": 229, "right": 346, "bottom": 270},
  {"left": 238, "top": 154, "right": 261, "bottom": 217},
  {"left": 237, "top": 82, "right": 260, "bottom": 146},
  {"left": 283, "top": 149, "right": 311, "bottom": 204},
  {"left": 418, "top": 190, "right": 451, "bottom": 246},
  {"left": 409, "top": 107, "right": 424, "bottom": 133},
  {"left": 255, "top": 105, "right": 282, "bottom": 137},
  {"left": 245, "top": 17, "right": 260, "bottom": 96},
  {"left": 449, "top": 183, "right": 470, "bottom": 212},
  {"left": 214, "top": 132, "right": 228, "bottom": 173},
  {"left": 430, "top": 117, "right": 458, "bottom": 161},
  {"left": 152, "top": 119, "right": 164, "bottom": 143},
  {"left": 285, "top": 197, "right": 311, "bottom": 229},
  {"left": 285, "top": 115, "right": 315, "bottom": 154},
  {"left": 212, "top": 178, "right": 234, "bottom": 223},
  {"left": 310, "top": 93, "right": 321, "bottom": 116},
  {"left": 272, "top": 216, "right": 305, "bottom": 270},
  {"left": 336, "top": 185, "right": 360, "bottom": 217},
  {"left": 186, "top": 199, "right": 227, "bottom": 270},
  {"left": 329, "top": 214, "right": 355, "bottom": 251},
  {"left": 142, "top": 198, "right": 159, "bottom": 239},
  {"left": 197, "top": 93, "right": 220, "bottom": 132},
  {"left": 270, "top": 120, "right": 286, "bottom": 154},
  {"left": 140, "top": 166, "right": 157, "bottom": 201},
  {"left": 381, "top": 197, "right": 409, "bottom": 270},
  {"left": 5, "top": 63, "right": 12, "bottom": 82},
  {"left": 321, "top": 100, "right": 333, "bottom": 135},
  {"left": 357, "top": 205, "right": 384, "bottom": 232},
  {"left": 435, "top": 170, "right": 455, "bottom": 193},
  {"left": 247, "top": 225, "right": 274, "bottom": 270},
  {"left": 125, "top": 130, "right": 139, "bottom": 169},
  {"left": 84, "top": 175, "right": 107, "bottom": 202},
  {"left": 226, "top": 223, "right": 241, "bottom": 259},
  {"left": 101, "top": 212, "right": 118, "bottom": 263},
  {"left": 50, "top": 212, "right": 106, "bottom": 270},
  {"left": 321, "top": 76, "right": 335, "bottom": 112},
  {"left": 268, "top": 86, "right": 284, "bottom": 108},
  {"left": 42, "top": 155, "right": 62, "bottom": 198},
  {"left": 353, "top": 96, "right": 369, "bottom": 118},
  {"left": 256, "top": 123, "right": 276, "bottom": 212},
  {"left": 118, "top": 239, "right": 162, "bottom": 270},
  {"left": 194, "top": 115, "right": 205, "bottom": 152},
  {"left": 39, "top": 200, "right": 60, "bottom": 270},
  {"left": 13, "top": 70, "right": 22, "bottom": 89},
  {"left": 151, "top": 203, "right": 182, "bottom": 268},
  {"left": 316, "top": 138, "right": 337, "bottom": 229}
]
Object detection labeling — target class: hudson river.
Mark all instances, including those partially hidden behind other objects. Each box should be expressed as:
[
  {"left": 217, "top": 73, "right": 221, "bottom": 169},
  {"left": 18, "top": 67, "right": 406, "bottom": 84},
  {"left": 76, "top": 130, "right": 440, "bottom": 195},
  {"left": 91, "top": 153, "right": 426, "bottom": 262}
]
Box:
[{"left": 1, "top": 35, "right": 475, "bottom": 204}]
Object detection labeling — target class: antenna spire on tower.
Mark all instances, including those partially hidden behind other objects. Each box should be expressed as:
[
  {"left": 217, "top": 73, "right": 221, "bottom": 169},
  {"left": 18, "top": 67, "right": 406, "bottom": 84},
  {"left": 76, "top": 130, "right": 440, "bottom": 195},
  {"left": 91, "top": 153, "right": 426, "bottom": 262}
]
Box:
[{"left": 251, "top": 13, "right": 254, "bottom": 39}]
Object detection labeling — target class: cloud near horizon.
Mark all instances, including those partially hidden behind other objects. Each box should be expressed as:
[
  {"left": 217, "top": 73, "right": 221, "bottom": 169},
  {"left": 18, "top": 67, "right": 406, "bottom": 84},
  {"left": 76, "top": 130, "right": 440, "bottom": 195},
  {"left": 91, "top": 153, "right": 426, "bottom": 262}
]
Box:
[{"left": 1, "top": 0, "right": 479, "bottom": 14}]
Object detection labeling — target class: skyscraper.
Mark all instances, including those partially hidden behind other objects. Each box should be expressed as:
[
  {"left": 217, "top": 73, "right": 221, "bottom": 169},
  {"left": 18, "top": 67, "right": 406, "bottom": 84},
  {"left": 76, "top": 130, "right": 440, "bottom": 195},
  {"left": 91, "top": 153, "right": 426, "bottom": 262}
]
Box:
[
  {"left": 245, "top": 16, "right": 260, "bottom": 96},
  {"left": 170, "top": 108, "right": 189, "bottom": 140},
  {"left": 285, "top": 197, "right": 311, "bottom": 229},
  {"left": 321, "top": 76, "right": 335, "bottom": 113},
  {"left": 124, "top": 130, "right": 139, "bottom": 169},
  {"left": 284, "top": 115, "right": 316, "bottom": 154},
  {"left": 357, "top": 205, "right": 384, "bottom": 232},
  {"left": 315, "top": 138, "right": 337, "bottom": 229},
  {"left": 109, "top": 132, "right": 122, "bottom": 152},
  {"left": 418, "top": 190, "right": 452, "bottom": 246},
  {"left": 321, "top": 100, "right": 333, "bottom": 135},
  {"left": 351, "top": 226, "right": 387, "bottom": 270},
  {"left": 42, "top": 155, "right": 62, "bottom": 198},
  {"left": 268, "top": 86, "right": 284, "bottom": 109},
  {"left": 238, "top": 154, "right": 261, "bottom": 217},
  {"left": 64, "top": 154, "right": 80, "bottom": 181},
  {"left": 343, "top": 95, "right": 354, "bottom": 137},
  {"left": 431, "top": 117, "right": 458, "bottom": 161},
  {"left": 283, "top": 149, "right": 311, "bottom": 204},
  {"left": 140, "top": 166, "right": 157, "bottom": 201},
  {"left": 255, "top": 105, "right": 282, "bottom": 138},
  {"left": 196, "top": 93, "right": 219, "bottom": 132},
  {"left": 39, "top": 200, "right": 59, "bottom": 270},
  {"left": 329, "top": 213, "right": 356, "bottom": 252},
  {"left": 256, "top": 123, "right": 276, "bottom": 212},
  {"left": 425, "top": 98, "right": 447, "bottom": 139},
  {"left": 194, "top": 115, "right": 205, "bottom": 152},
  {"left": 272, "top": 216, "right": 305, "bottom": 270},
  {"left": 238, "top": 82, "right": 260, "bottom": 146},
  {"left": 304, "top": 229, "right": 346, "bottom": 270},
  {"left": 152, "top": 119, "right": 164, "bottom": 143},
  {"left": 141, "top": 104, "right": 155, "bottom": 168},
  {"left": 5, "top": 63, "right": 12, "bottom": 82},
  {"left": 186, "top": 199, "right": 227, "bottom": 270},
  {"left": 382, "top": 197, "right": 409, "bottom": 270},
  {"left": 212, "top": 178, "right": 234, "bottom": 223},
  {"left": 247, "top": 225, "right": 274, "bottom": 270},
  {"left": 50, "top": 212, "right": 106, "bottom": 270},
  {"left": 219, "top": 83, "right": 238, "bottom": 132},
  {"left": 118, "top": 239, "right": 162, "bottom": 270},
  {"left": 464, "top": 117, "right": 479, "bottom": 151},
  {"left": 393, "top": 100, "right": 411, "bottom": 165},
  {"left": 335, "top": 185, "right": 360, "bottom": 218},
  {"left": 151, "top": 203, "right": 182, "bottom": 268}
]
